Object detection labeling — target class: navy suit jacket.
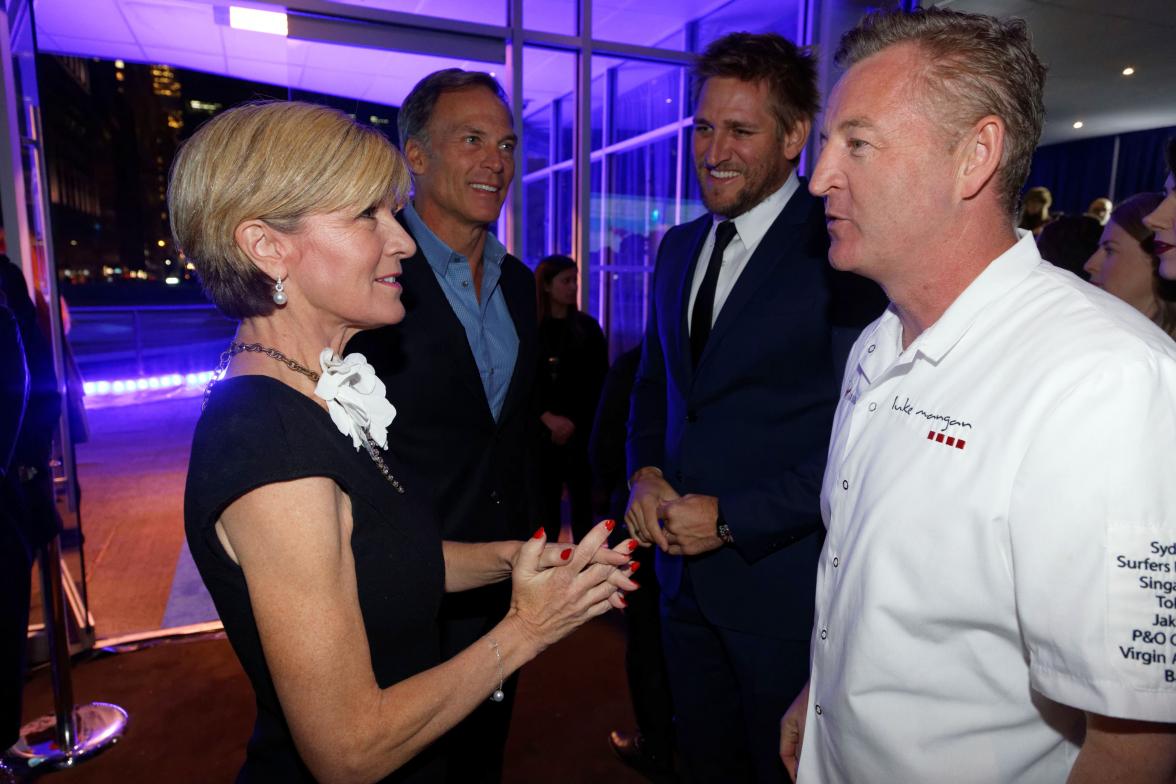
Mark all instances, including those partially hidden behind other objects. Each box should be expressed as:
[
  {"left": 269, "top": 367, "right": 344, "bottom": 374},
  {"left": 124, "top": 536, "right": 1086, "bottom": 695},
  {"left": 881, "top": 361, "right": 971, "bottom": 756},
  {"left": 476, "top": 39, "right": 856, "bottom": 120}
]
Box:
[
  {"left": 627, "top": 181, "right": 885, "bottom": 640},
  {"left": 345, "top": 220, "right": 539, "bottom": 548}
]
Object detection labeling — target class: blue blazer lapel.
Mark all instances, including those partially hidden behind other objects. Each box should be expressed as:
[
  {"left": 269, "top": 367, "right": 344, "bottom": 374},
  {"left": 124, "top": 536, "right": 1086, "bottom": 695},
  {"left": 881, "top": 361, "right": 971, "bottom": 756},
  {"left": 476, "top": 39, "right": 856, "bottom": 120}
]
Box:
[
  {"left": 674, "top": 216, "right": 714, "bottom": 380},
  {"left": 695, "top": 186, "right": 816, "bottom": 372},
  {"left": 399, "top": 225, "right": 490, "bottom": 414},
  {"left": 497, "top": 255, "right": 537, "bottom": 429}
]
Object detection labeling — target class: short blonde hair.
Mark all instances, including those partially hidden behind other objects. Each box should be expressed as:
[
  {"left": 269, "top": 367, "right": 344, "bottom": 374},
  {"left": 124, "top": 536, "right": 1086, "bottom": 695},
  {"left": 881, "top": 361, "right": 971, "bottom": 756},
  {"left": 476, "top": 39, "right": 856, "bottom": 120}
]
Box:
[{"left": 168, "top": 101, "right": 411, "bottom": 320}]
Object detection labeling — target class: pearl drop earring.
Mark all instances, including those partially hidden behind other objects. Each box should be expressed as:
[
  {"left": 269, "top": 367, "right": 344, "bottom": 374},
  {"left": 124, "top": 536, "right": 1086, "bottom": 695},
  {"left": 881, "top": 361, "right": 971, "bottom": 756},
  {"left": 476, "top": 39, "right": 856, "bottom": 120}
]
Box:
[{"left": 273, "top": 275, "right": 288, "bottom": 306}]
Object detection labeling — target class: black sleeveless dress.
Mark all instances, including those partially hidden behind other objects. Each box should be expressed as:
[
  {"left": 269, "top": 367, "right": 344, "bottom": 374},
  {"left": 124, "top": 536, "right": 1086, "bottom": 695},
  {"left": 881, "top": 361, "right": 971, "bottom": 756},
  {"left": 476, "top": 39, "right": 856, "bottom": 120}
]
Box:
[{"left": 184, "top": 376, "right": 447, "bottom": 783}]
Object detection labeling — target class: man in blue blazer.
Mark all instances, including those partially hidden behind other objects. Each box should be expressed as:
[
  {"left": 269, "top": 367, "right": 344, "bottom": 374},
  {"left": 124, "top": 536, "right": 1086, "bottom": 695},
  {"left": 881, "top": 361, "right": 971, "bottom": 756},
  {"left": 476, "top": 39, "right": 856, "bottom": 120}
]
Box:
[
  {"left": 624, "top": 34, "right": 885, "bottom": 782},
  {"left": 345, "top": 70, "right": 537, "bottom": 784}
]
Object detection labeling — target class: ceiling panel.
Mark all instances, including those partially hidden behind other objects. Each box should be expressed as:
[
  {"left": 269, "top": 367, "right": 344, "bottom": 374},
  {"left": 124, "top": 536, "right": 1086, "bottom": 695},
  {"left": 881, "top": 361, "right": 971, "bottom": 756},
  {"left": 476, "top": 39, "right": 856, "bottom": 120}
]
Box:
[
  {"left": 940, "top": 0, "right": 1176, "bottom": 145},
  {"left": 140, "top": 46, "right": 225, "bottom": 74},
  {"left": 29, "top": 0, "right": 1176, "bottom": 145},
  {"left": 120, "top": 0, "right": 223, "bottom": 55},
  {"left": 44, "top": 32, "right": 145, "bottom": 60},
  {"left": 35, "top": 0, "right": 138, "bottom": 43}
]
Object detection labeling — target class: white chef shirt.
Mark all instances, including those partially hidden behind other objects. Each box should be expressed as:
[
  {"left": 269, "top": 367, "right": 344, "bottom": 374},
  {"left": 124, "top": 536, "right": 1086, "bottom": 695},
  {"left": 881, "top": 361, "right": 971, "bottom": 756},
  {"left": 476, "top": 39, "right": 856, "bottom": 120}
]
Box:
[
  {"left": 799, "top": 232, "right": 1176, "bottom": 784},
  {"left": 687, "top": 171, "right": 800, "bottom": 331}
]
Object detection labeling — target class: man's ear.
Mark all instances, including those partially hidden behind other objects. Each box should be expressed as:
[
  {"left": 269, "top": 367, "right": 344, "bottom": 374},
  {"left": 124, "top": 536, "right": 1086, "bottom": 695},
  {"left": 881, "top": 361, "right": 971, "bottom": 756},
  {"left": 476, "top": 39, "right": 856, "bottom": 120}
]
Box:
[
  {"left": 782, "top": 118, "right": 812, "bottom": 161},
  {"left": 958, "top": 115, "right": 1004, "bottom": 202},
  {"left": 404, "top": 137, "right": 429, "bottom": 178},
  {"left": 234, "top": 219, "right": 289, "bottom": 281}
]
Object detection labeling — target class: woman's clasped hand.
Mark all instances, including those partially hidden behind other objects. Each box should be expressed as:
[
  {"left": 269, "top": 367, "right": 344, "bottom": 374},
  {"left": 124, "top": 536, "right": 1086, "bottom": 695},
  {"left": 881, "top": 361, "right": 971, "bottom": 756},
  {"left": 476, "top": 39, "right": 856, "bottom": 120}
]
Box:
[{"left": 511, "top": 520, "right": 639, "bottom": 649}]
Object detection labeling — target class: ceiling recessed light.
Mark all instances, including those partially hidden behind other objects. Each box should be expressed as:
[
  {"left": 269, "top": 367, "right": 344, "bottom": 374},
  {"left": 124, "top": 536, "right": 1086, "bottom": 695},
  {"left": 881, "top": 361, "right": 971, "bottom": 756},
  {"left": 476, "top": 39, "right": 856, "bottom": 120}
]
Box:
[
  {"left": 1073, "top": 121, "right": 1084, "bottom": 129},
  {"left": 228, "top": 6, "right": 288, "bottom": 36},
  {"left": 1122, "top": 67, "right": 1135, "bottom": 76}
]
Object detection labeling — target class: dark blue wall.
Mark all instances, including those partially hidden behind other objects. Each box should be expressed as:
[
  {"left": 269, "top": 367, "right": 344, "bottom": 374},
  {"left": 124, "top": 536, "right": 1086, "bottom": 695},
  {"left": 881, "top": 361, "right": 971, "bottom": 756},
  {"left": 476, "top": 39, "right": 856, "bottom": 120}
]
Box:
[{"left": 1024, "top": 125, "right": 1175, "bottom": 215}]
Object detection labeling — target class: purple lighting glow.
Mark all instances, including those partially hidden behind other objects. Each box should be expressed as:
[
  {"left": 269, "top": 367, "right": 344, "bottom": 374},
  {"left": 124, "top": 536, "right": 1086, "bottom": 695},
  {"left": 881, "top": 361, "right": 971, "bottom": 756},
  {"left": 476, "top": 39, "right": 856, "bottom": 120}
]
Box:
[
  {"left": 84, "top": 371, "right": 217, "bottom": 398},
  {"left": 228, "top": 6, "right": 288, "bottom": 36}
]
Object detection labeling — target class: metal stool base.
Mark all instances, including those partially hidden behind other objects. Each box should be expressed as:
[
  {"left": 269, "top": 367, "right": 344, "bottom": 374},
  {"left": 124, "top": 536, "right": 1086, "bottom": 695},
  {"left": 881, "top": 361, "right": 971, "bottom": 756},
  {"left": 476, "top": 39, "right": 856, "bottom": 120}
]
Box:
[{"left": 8, "top": 702, "right": 128, "bottom": 771}]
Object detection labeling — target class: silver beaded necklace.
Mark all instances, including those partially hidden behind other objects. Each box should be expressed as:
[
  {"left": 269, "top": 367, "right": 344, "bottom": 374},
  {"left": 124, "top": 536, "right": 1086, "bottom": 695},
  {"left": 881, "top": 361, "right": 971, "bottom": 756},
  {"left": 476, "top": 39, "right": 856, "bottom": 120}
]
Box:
[{"left": 205, "top": 341, "right": 405, "bottom": 494}]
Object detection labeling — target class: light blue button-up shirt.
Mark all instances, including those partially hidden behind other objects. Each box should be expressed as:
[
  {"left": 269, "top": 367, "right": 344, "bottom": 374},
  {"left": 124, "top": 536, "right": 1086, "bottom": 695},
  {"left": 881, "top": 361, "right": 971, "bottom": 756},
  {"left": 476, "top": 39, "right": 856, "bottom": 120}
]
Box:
[{"left": 403, "top": 202, "right": 520, "bottom": 422}]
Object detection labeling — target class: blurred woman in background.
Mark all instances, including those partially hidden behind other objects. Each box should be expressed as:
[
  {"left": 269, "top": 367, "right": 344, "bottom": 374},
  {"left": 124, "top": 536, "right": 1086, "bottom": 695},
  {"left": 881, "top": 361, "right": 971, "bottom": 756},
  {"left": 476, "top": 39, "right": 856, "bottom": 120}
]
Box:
[
  {"left": 1085, "top": 191, "right": 1176, "bottom": 340},
  {"left": 1144, "top": 137, "right": 1176, "bottom": 280},
  {"left": 534, "top": 255, "right": 607, "bottom": 542}
]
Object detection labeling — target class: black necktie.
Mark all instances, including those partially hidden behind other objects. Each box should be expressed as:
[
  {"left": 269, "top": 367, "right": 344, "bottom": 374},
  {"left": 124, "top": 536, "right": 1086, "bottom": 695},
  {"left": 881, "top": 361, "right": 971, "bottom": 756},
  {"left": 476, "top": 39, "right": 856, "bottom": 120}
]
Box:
[{"left": 690, "top": 220, "right": 737, "bottom": 366}]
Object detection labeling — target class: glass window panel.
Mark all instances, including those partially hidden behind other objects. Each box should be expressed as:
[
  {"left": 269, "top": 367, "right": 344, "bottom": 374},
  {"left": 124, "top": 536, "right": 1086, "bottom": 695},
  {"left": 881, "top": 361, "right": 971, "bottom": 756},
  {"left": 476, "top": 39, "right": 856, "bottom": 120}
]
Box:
[
  {"left": 524, "top": 47, "right": 575, "bottom": 127},
  {"left": 611, "top": 60, "right": 682, "bottom": 146},
  {"left": 523, "top": 0, "right": 577, "bottom": 35},
  {"left": 524, "top": 103, "right": 552, "bottom": 175},
  {"left": 602, "top": 268, "right": 649, "bottom": 357},
  {"left": 591, "top": 70, "right": 607, "bottom": 152},
  {"left": 523, "top": 178, "right": 549, "bottom": 269},
  {"left": 682, "top": 146, "right": 708, "bottom": 224},
  {"left": 592, "top": 0, "right": 722, "bottom": 50},
  {"left": 553, "top": 168, "right": 574, "bottom": 257},
  {"left": 588, "top": 52, "right": 700, "bottom": 357},
  {"left": 556, "top": 93, "right": 574, "bottom": 164},
  {"left": 591, "top": 133, "right": 681, "bottom": 354},
  {"left": 694, "top": 0, "right": 804, "bottom": 51},
  {"left": 521, "top": 45, "right": 574, "bottom": 267},
  {"left": 342, "top": 0, "right": 506, "bottom": 27},
  {"left": 587, "top": 160, "right": 603, "bottom": 320}
]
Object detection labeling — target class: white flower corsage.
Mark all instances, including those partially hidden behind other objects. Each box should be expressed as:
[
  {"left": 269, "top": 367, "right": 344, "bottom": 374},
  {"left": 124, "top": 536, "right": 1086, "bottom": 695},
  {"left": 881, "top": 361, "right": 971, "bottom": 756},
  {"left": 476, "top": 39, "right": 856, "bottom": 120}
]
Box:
[{"left": 314, "top": 349, "right": 397, "bottom": 450}]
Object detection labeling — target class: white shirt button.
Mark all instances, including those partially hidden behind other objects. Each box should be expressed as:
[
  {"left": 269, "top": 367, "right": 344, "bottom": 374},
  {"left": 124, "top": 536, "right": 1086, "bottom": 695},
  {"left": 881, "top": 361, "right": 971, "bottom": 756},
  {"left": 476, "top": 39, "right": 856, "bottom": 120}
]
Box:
[
  {"left": 841, "top": 480, "right": 849, "bottom": 490},
  {"left": 820, "top": 628, "right": 828, "bottom": 640},
  {"left": 868, "top": 402, "right": 877, "bottom": 412},
  {"left": 815, "top": 704, "right": 823, "bottom": 715},
  {"left": 832, "top": 556, "right": 840, "bottom": 567},
  {"left": 867, "top": 344, "right": 876, "bottom": 353}
]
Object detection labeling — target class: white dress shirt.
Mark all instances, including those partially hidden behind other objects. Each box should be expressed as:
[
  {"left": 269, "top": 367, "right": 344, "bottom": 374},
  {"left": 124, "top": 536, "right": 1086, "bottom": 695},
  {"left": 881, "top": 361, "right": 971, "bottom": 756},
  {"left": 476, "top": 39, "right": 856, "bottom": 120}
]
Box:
[
  {"left": 687, "top": 171, "right": 800, "bottom": 332},
  {"left": 799, "top": 232, "right": 1176, "bottom": 783}
]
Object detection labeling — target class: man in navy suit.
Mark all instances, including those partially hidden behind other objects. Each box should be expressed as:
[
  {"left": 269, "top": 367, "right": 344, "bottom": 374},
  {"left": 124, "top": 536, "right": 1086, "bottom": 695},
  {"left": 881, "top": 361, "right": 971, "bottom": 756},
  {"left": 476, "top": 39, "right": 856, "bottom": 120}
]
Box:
[
  {"left": 345, "top": 70, "right": 536, "bottom": 784},
  {"left": 623, "top": 33, "right": 885, "bottom": 783}
]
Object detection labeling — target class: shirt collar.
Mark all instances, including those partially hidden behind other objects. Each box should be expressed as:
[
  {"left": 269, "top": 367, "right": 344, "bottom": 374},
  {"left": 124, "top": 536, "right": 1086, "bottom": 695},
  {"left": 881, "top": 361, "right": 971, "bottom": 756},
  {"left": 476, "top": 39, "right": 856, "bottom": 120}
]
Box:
[
  {"left": 858, "top": 230, "right": 1041, "bottom": 382},
  {"left": 721, "top": 170, "right": 800, "bottom": 251},
  {"left": 403, "top": 201, "right": 507, "bottom": 275}
]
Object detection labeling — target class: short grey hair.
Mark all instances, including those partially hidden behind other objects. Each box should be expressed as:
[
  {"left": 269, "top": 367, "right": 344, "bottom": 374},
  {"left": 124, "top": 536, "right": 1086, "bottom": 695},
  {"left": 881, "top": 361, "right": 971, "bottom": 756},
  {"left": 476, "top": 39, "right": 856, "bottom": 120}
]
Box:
[
  {"left": 397, "top": 69, "right": 510, "bottom": 150},
  {"left": 835, "top": 6, "right": 1047, "bottom": 219}
]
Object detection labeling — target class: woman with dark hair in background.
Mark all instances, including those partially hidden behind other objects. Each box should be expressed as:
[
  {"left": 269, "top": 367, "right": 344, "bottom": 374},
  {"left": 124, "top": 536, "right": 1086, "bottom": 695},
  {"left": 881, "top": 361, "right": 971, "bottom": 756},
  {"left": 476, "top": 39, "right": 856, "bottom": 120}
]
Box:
[
  {"left": 534, "top": 255, "right": 608, "bottom": 542},
  {"left": 1144, "top": 136, "right": 1176, "bottom": 280},
  {"left": 1085, "top": 191, "right": 1176, "bottom": 340}
]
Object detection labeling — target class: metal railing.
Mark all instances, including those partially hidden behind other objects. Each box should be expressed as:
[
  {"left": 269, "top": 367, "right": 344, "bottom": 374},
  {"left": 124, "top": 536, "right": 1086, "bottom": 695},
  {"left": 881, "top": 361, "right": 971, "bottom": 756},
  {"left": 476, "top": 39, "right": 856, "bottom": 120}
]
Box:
[{"left": 68, "top": 303, "right": 236, "bottom": 382}]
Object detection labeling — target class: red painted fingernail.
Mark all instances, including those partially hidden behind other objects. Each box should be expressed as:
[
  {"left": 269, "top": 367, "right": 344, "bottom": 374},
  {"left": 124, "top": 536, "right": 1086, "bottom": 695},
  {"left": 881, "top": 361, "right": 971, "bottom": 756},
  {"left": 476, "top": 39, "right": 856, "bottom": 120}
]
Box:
[
  {"left": 629, "top": 579, "right": 639, "bottom": 587},
  {"left": 560, "top": 548, "right": 572, "bottom": 561},
  {"left": 629, "top": 561, "right": 640, "bottom": 572},
  {"left": 532, "top": 528, "right": 544, "bottom": 539},
  {"left": 627, "top": 540, "right": 638, "bottom": 552},
  {"left": 618, "top": 594, "right": 627, "bottom": 607},
  {"left": 605, "top": 519, "right": 616, "bottom": 532}
]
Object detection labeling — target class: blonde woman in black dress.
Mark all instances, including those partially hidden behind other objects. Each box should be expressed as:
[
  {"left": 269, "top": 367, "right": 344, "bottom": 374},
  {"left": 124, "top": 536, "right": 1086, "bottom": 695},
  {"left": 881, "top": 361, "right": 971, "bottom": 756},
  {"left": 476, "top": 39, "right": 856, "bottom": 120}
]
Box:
[{"left": 171, "top": 101, "right": 637, "bottom": 784}]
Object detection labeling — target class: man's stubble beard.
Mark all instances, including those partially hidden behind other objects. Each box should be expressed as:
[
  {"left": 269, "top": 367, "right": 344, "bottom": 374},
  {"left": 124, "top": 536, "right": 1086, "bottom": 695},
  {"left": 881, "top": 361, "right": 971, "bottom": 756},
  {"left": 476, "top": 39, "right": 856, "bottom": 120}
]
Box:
[{"left": 698, "top": 161, "right": 792, "bottom": 219}]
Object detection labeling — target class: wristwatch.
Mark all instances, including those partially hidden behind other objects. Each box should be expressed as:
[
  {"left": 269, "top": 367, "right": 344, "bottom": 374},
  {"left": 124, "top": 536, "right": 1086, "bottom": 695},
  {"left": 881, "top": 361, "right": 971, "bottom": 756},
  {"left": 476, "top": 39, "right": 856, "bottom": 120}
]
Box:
[{"left": 716, "top": 510, "right": 734, "bottom": 545}]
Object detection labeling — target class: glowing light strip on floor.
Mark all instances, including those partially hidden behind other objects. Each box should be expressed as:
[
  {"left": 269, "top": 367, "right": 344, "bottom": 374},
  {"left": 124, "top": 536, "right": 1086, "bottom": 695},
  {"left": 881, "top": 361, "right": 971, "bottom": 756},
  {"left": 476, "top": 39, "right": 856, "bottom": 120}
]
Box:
[{"left": 83, "top": 371, "right": 218, "bottom": 396}]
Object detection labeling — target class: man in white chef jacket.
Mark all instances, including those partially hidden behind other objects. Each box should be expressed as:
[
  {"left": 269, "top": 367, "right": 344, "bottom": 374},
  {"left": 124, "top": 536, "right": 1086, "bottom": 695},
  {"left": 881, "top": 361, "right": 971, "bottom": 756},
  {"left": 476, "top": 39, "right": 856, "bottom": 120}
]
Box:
[{"left": 778, "top": 6, "right": 1176, "bottom": 783}]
